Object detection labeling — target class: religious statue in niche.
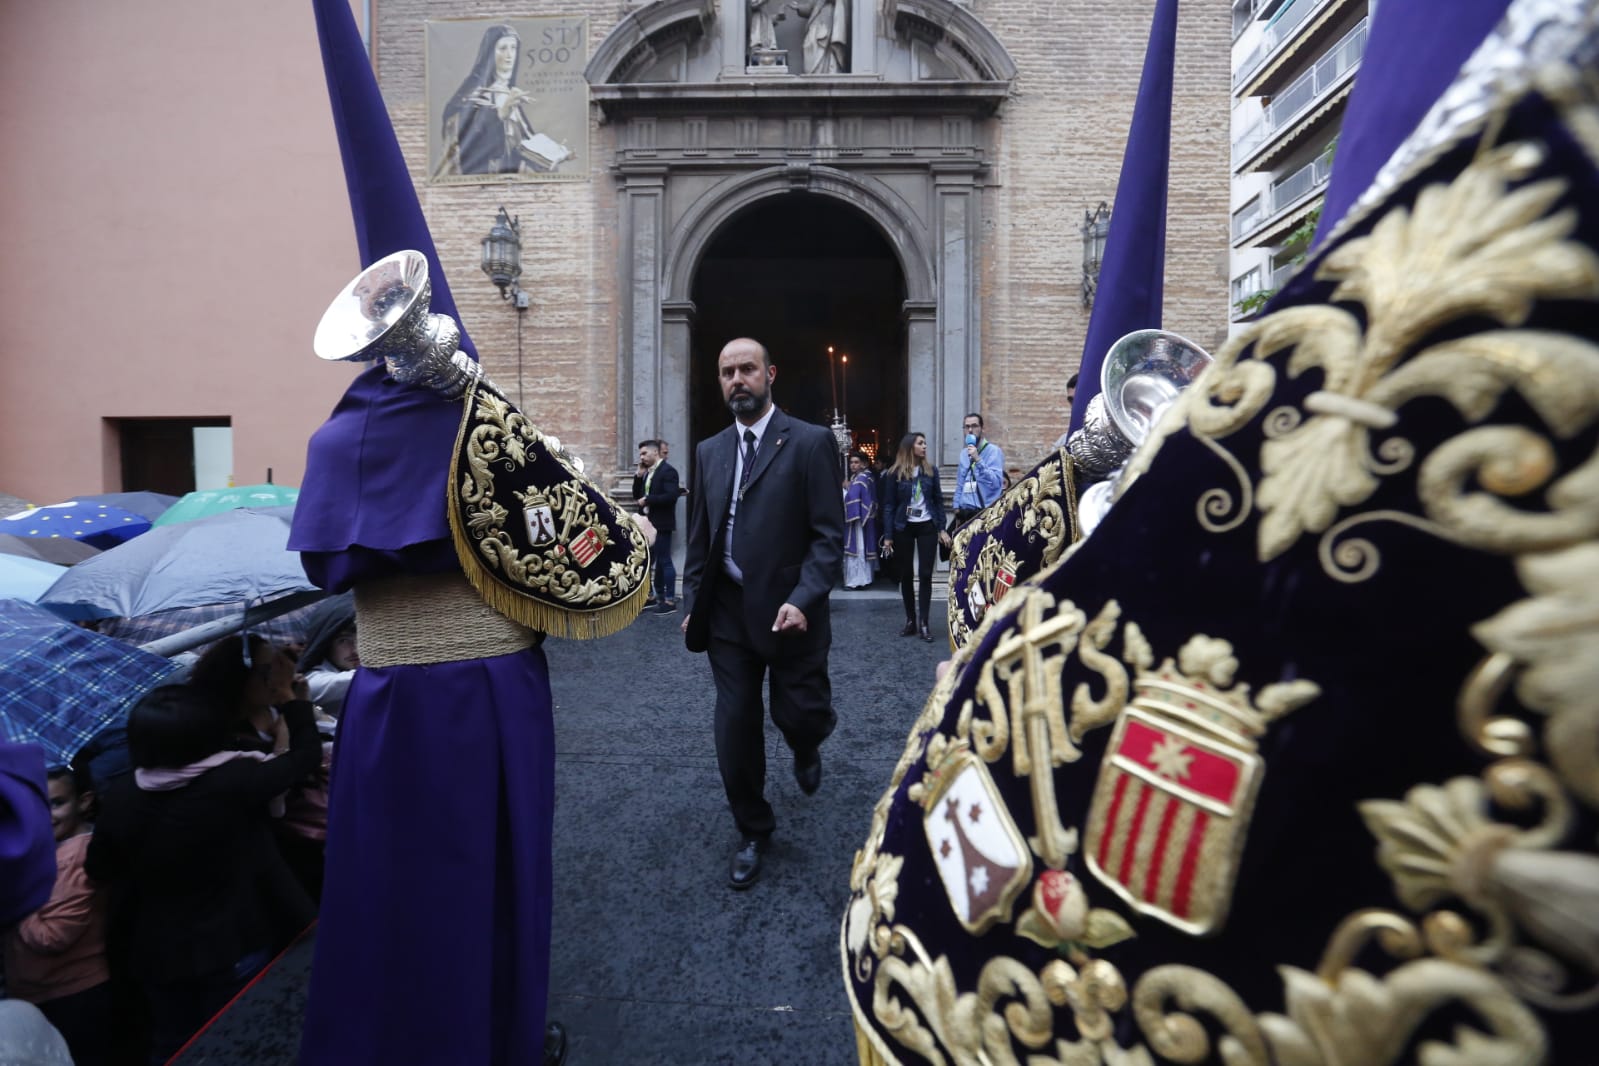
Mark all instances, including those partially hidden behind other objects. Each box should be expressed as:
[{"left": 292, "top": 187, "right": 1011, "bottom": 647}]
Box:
[
  {"left": 747, "top": 0, "right": 848, "bottom": 73},
  {"left": 748, "top": 0, "right": 781, "bottom": 53},
  {"left": 791, "top": 0, "right": 849, "bottom": 73}
]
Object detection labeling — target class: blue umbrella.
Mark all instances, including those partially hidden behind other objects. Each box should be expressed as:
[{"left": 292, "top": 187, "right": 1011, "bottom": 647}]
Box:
[
  {"left": 0, "top": 599, "right": 180, "bottom": 767},
  {"left": 0, "top": 501, "right": 151, "bottom": 549},
  {"left": 78, "top": 492, "right": 179, "bottom": 523},
  {"left": 0, "top": 557, "right": 67, "bottom": 603},
  {"left": 38, "top": 506, "right": 313, "bottom": 620}
]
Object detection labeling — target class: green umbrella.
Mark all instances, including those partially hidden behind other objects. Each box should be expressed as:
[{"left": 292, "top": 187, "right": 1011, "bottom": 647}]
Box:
[{"left": 153, "top": 484, "right": 299, "bottom": 526}]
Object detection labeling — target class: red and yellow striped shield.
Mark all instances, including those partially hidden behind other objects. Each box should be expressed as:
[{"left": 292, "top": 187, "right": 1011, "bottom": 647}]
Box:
[{"left": 1083, "top": 708, "right": 1262, "bottom": 935}]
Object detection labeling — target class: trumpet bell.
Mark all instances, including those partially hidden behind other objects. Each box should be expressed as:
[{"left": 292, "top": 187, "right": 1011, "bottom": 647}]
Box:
[
  {"left": 1101, "top": 329, "right": 1212, "bottom": 446},
  {"left": 312, "top": 249, "right": 476, "bottom": 398},
  {"left": 313, "top": 249, "right": 431, "bottom": 364}
]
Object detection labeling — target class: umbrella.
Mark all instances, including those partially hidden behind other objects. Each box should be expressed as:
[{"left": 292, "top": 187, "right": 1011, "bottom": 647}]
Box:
[
  {"left": 0, "top": 534, "right": 101, "bottom": 566},
  {"left": 0, "top": 557, "right": 67, "bottom": 602},
  {"left": 0, "top": 502, "right": 151, "bottom": 549},
  {"left": 79, "top": 491, "right": 179, "bottom": 522},
  {"left": 100, "top": 598, "right": 324, "bottom": 652},
  {"left": 0, "top": 599, "right": 180, "bottom": 768},
  {"left": 38, "top": 506, "right": 315, "bottom": 620},
  {"left": 154, "top": 484, "right": 299, "bottom": 527}
]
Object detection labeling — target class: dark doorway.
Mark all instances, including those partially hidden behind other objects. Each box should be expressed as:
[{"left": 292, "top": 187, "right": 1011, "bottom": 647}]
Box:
[
  {"left": 689, "top": 193, "right": 906, "bottom": 465},
  {"left": 115, "top": 417, "right": 231, "bottom": 496}
]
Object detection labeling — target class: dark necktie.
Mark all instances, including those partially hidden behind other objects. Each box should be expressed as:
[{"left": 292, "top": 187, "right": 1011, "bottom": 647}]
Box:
[{"left": 739, "top": 429, "right": 758, "bottom": 492}]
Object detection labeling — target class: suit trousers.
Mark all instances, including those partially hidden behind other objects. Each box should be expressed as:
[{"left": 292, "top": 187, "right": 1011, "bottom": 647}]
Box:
[
  {"left": 707, "top": 579, "right": 836, "bottom": 838},
  {"left": 651, "top": 529, "right": 676, "bottom": 601}
]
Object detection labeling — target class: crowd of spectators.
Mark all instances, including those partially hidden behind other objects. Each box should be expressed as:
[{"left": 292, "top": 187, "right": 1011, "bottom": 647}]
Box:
[{"left": 0, "top": 601, "right": 354, "bottom": 1065}]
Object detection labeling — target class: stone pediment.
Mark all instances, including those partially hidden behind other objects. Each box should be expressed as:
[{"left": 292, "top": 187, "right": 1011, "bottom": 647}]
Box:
[{"left": 585, "top": 0, "right": 1016, "bottom": 117}]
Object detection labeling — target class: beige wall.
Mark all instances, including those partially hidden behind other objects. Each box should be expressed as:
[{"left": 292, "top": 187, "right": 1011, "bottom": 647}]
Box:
[{"left": 0, "top": 1, "right": 362, "bottom": 503}]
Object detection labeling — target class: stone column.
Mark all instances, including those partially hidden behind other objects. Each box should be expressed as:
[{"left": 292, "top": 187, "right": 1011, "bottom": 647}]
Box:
[
  {"left": 903, "top": 298, "right": 938, "bottom": 456},
  {"left": 659, "top": 300, "right": 696, "bottom": 467},
  {"left": 933, "top": 163, "right": 981, "bottom": 465},
  {"left": 619, "top": 166, "right": 667, "bottom": 467}
]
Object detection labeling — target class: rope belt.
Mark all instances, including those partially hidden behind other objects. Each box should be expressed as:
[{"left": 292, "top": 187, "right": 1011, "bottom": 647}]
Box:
[{"left": 354, "top": 572, "right": 538, "bottom": 668}]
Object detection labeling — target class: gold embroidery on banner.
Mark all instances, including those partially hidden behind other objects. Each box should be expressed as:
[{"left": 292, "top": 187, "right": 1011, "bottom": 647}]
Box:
[
  {"left": 450, "top": 381, "right": 650, "bottom": 638},
  {"left": 946, "top": 451, "right": 1078, "bottom": 650},
  {"left": 845, "top": 84, "right": 1599, "bottom": 1066},
  {"left": 1119, "top": 141, "right": 1599, "bottom": 581}
]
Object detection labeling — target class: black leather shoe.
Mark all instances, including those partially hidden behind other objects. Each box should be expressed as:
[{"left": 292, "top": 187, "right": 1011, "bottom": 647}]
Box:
[
  {"left": 919, "top": 624, "right": 933, "bottom": 643},
  {"left": 729, "top": 837, "right": 767, "bottom": 890},
  {"left": 794, "top": 749, "right": 822, "bottom": 796},
  {"left": 542, "top": 1021, "right": 569, "bottom": 1066},
  {"left": 900, "top": 620, "right": 917, "bottom": 636}
]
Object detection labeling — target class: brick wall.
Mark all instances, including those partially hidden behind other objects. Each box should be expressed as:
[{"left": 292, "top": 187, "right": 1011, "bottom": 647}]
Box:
[
  {"left": 372, "top": 0, "right": 1230, "bottom": 476},
  {"left": 977, "top": 0, "right": 1233, "bottom": 470}
]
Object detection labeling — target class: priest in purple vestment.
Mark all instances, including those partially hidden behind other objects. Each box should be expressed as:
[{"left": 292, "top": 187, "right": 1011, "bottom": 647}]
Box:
[{"left": 843, "top": 450, "right": 879, "bottom": 589}]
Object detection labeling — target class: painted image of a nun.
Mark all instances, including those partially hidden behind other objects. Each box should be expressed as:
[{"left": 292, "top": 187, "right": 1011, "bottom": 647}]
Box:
[{"left": 435, "top": 24, "right": 566, "bottom": 176}]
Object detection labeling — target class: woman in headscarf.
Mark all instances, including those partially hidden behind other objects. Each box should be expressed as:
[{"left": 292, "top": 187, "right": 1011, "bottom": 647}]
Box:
[{"left": 437, "top": 24, "right": 536, "bottom": 176}]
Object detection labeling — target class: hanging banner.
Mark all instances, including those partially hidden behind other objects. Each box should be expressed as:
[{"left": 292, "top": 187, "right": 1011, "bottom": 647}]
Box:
[{"left": 426, "top": 16, "right": 589, "bottom": 184}]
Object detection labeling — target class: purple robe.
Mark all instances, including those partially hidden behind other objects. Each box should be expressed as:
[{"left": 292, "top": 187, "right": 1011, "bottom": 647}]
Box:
[{"left": 843, "top": 471, "right": 879, "bottom": 587}]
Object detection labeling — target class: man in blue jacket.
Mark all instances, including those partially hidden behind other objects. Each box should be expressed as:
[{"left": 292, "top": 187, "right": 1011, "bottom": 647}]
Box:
[{"left": 952, "top": 412, "right": 1005, "bottom": 526}]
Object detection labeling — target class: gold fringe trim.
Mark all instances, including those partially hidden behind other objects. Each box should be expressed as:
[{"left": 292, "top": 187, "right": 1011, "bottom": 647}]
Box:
[
  {"left": 446, "top": 387, "right": 651, "bottom": 641},
  {"left": 854, "top": 1021, "right": 896, "bottom": 1066}
]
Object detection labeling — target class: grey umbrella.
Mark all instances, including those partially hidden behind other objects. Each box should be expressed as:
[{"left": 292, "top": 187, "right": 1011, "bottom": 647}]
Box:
[
  {"left": 38, "top": 505, "right": 316, "bottom": 620},
  {"left": 0, "top": 534, "right": 101, "bottom": 566}
]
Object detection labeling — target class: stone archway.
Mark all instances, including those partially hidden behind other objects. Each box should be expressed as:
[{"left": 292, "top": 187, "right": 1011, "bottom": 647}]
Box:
[
  {"left": 684, "top": 191, "right": 910, "bottom": 457},
  {"left": 588, "top": 0, "right": 1016, "bottom": 470}
]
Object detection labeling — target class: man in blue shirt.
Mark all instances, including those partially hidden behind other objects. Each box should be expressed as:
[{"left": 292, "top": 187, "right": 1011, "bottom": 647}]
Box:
[{"left": 952, "top": 412, "right": 1005, "bottom": 526}]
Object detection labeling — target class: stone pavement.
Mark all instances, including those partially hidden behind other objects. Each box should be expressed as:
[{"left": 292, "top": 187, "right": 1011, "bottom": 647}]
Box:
[{"left": 175, "top": 593, "right": 947, "bottom": 1065}]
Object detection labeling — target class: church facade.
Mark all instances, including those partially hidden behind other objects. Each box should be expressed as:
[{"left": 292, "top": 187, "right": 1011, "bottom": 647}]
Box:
[{"left": 379, "top": 0, "right": 1232, "bottom": 481}]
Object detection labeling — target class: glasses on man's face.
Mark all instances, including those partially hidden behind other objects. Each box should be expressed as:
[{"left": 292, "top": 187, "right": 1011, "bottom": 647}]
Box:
[{"left": 963, "top": 423, "right": 981, "bottom": 432}]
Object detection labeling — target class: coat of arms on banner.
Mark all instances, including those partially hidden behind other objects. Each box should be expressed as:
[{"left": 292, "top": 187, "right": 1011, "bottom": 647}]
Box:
[
  {"left": 1083, "top": 637, "right": 1319, "bottom": 935},
  {"left": 917, "top": 745, "right": 1032, "bottom": 933}
]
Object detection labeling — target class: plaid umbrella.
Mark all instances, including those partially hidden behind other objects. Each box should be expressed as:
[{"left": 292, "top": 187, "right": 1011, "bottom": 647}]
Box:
[
  {"left": 0, "top": 502, "right": 151, "bottom": 549},
  {"left": 99, "top": 599, "right": 323, "bottom": 652},
  {"left": 154, "top": 485, "right": 299, "bottom": 527},
  {"left": 0, "top": 599, "right": 180, "bottom": 768}
]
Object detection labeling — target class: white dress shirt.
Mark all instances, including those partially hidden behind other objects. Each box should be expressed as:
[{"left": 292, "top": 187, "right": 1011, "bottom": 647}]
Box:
[{"left": 723, "top": 404, "right": 776, "bottom": 584}]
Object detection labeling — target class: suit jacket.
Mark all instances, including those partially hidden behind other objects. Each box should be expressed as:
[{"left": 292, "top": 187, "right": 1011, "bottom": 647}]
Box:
[
  {"left": 639, "top": 459, "right": 680, "bottom": 533},
  {"left": 682, "top": 408, "right": 844, "bottom": 658}
]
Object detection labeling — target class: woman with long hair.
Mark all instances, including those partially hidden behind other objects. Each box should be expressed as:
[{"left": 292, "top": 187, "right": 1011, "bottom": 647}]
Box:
[{"left": 881, "top": 432, "right": 950, "bottom": 642}]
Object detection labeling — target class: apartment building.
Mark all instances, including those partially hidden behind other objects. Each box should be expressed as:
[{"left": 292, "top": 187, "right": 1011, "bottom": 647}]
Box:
[{"left": 1227, "top": 0, "right": 1371, "bottom": 325}]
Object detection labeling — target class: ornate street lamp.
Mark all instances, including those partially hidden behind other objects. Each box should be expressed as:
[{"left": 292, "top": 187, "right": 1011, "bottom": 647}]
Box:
[
  {"left": 480, "top": 206, "right": 528, "bottom": 310},
  {"left": 481, "top": 206, "right": 530, "bottom": 404},
  {"left": 1081, "top": 201, "right": 1111, "bottom": 308}
]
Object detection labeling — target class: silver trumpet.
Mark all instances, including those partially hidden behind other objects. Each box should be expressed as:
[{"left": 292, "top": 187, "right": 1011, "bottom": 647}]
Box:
[
  {"left": 1069, "top": 329, "right": 1211, "bottom": 537},
  {"left": 313, "top": 249, "right": 584, "bottom": 472},
  {"left": 313, "top": 249, "right": 483, "bottom": 399},
  {"left": 1068, "top": 329, "right": 1211, "bottom": 482}
]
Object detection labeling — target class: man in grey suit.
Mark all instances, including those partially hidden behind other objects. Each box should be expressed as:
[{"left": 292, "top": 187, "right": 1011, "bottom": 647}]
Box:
[{"left": 682, "top": 337, "right": 844, "bottom": 889}]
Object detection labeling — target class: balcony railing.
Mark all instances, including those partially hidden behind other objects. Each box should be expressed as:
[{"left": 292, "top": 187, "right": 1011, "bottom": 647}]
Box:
[
  {"left": 1234, "top": 0, "right": 1325, "bottom": 89},
  {"left": 1232, "top": 197, "right": 1267, "bottom": 242},
  {"left": 1233, "top": 147, "right": 1335, "bottom": 243},
  {"left": 1240, "top": 17, "right": 1367, "bottom": 162}
]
